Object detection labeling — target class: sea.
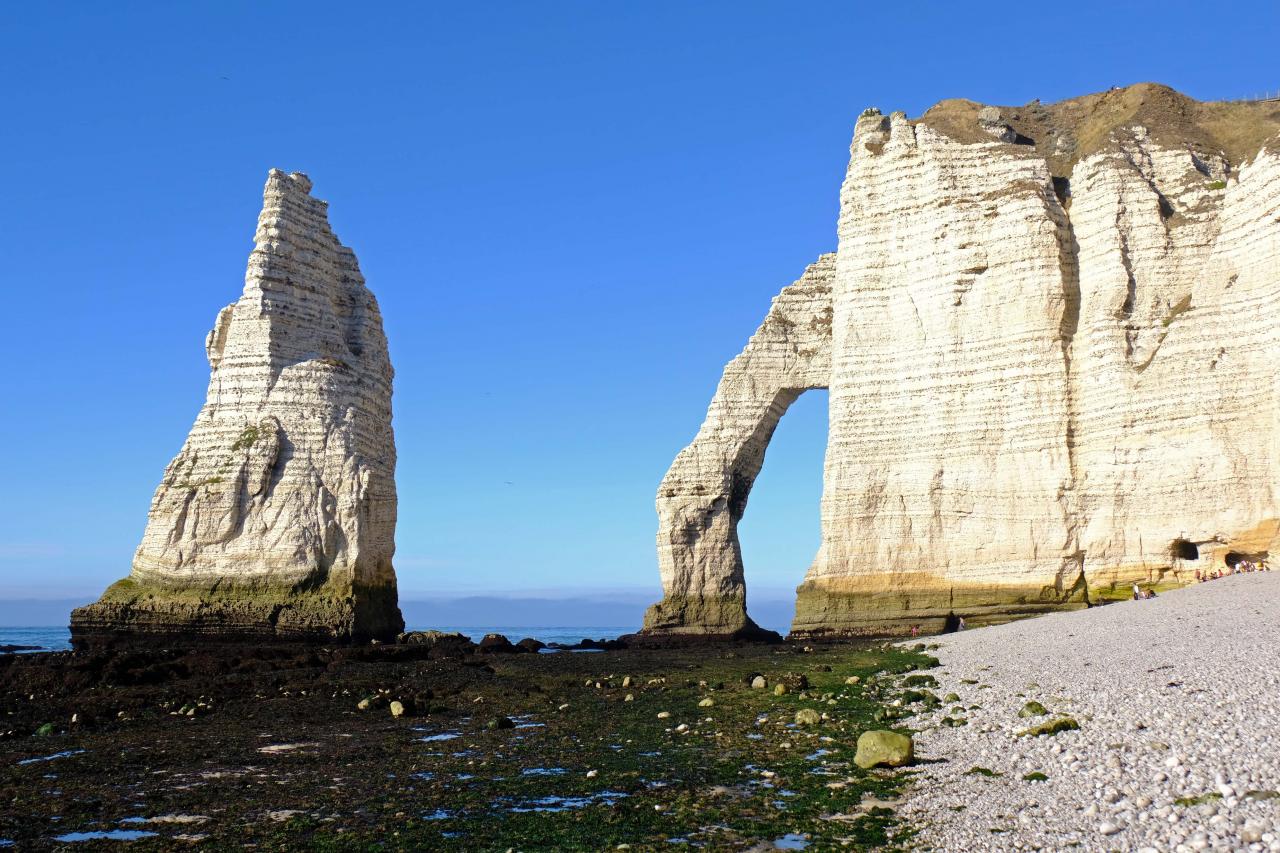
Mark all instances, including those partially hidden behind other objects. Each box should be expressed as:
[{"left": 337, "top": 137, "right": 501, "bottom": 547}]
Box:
[{"left": 0, "top": 625, "right": 635, "bottom": 653}]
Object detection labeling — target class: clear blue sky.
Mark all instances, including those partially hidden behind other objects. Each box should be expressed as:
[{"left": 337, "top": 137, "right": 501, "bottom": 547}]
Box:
[{"left": 1, "top": 2, "right": 1277, "bottom": 604}]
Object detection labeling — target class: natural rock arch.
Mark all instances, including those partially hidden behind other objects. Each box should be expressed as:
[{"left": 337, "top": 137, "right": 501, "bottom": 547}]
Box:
[
  {"left": 643, "top": 86, "right": 1280, "bottom": 640},
  {"left": 642, "top": 255, "right": 833, "bottom": 638}
]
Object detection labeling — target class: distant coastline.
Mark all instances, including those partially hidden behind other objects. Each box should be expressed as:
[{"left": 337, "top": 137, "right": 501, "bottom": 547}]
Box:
[{"left": 0, "top": 594, "right": 798, "bottom": 646}]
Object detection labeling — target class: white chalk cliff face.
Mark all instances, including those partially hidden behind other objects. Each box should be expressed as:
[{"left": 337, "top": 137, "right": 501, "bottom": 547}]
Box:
[
  {"left": 644, "top": 85, "right": 1280, "bottom": 637},
  {"left": 73, "top": 170, "right": 402, "bottom": 641}
]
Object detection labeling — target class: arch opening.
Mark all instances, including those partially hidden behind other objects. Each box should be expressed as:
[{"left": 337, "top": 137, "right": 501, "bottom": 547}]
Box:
[{"left": 736, "top": 389, "right": 829, "bottom": 636}]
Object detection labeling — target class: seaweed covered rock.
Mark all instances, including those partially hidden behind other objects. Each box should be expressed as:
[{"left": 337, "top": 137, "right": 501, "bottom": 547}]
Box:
[{"left": 854, "top": 730, "right": 915, "bottom": 769}]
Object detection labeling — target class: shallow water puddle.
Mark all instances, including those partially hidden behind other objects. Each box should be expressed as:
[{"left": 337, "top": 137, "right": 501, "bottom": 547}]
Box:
[
  {"left": 256, "top": 742, "right": 317, "bottom": 754},
  {"left": 423, "top": 809, "right": 454, "bottom": 821},
  {"left": 419, "top": 731, "right": 462, "bottom": 743},
  {"left": 774, "top": 833, "right": 810, "bottom": 849},
  {"left": 508, "top": 791, "right": 628, "bottom": 813},
  {"left": 520, "top": 767, "right": 566, "bottom": 777},
  {"left": 53, "top": 829, "right": 159, "bottom": 842},
  {"left": 122, "top": 814, "right": 209, "bottom": 825},
  {"left": 17, "top": 749, "right": 85, "bottom": 766},
  {"left": 510, "top": 715, "right": 545, "bottom": 729},
  {"left": 805, "top": 749, "right": 831, "bottom": 761}
]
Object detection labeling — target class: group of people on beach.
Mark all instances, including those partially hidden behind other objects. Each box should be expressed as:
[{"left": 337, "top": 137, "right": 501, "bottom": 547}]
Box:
[
  {"left": 1132, "top": 557, "right": 1270, "bottom": 599},
  {"left": 1195, "top": 558, "right": 1269, "bottom": 582}
]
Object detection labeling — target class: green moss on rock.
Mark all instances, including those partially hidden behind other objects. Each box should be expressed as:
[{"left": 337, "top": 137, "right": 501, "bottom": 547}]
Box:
[
  {"left": 854, "top": 730, "right": 914, "bottom": 769},
  {"left": 1017, "top": 716, "right": 1079, "bottom": 737}
]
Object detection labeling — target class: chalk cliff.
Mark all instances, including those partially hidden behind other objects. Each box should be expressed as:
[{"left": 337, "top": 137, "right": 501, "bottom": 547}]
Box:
[
  {"left": 72, "top": 170, "right": 402, "bottom": 643},
  {"left": 644, "top": 84, "right": 1280, "bottom": 638}
]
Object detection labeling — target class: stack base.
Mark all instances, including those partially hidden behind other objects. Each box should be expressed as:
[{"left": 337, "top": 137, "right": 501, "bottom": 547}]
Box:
[
  {"left": 633, "top": 595, "right": 782, "bottom": 646},
  {"left": 787, "top": 578, "right": 1096, "bottom": 638},
  {"left": 69, "top": 577, "right": 404, "bottom": 648}
]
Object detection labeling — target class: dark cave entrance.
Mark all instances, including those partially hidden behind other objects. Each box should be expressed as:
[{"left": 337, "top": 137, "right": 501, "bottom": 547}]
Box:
[{"left": 1171, "top": 539, "right": 1199, "bottom": 561}]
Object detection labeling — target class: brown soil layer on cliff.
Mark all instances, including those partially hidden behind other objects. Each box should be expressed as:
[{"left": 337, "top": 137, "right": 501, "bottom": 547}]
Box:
[
  {"left": 0, "top": 640, "right": 938, "bottom": 850},
  {"left": 917, "top": 82, "right": 1280, "bottom": 175}
]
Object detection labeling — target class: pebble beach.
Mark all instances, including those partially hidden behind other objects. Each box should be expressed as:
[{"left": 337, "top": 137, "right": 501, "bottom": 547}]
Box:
[{"left": 900, "top": 572, "right": 1280, "bottom": 851}]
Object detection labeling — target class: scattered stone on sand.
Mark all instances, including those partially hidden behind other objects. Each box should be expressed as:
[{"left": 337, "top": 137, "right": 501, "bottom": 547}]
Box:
[{"left": 750, "top": 676, "right": 767, "bottom": 689}]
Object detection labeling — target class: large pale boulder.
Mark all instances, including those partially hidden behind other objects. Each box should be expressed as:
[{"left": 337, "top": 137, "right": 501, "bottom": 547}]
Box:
[
  {"left": 72, "top": 170, "right": 402, "bottom": 643},
  {"left": 644, "top": 84, "right": 1280, "bottom": 638}
]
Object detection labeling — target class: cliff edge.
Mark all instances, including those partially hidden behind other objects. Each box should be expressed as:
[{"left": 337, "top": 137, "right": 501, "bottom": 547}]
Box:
[{"left": 644, "top": 83, "right": 1280, "bottom": 638}]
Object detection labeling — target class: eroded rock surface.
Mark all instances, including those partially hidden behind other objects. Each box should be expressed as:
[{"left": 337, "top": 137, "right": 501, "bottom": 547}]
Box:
[
  {"left": 643, "top": 255, "right": 833, "bottom": 638},
  {"left": 73, "top": 170, "right": 402, "bottom": 643},
  {"left": 645, "top": 84, "right": 1280, "bottom": 637}
]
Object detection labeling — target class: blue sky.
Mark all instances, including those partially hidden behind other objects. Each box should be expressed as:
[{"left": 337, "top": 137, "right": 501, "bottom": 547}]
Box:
[{"left": 1, "top": 2, "right": 1277, "bottom": 607}]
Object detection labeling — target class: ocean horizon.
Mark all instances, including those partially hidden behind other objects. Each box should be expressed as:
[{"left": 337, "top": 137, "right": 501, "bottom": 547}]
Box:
[{"left": 0, "top": 625, "right": 641, "bottom": 654}]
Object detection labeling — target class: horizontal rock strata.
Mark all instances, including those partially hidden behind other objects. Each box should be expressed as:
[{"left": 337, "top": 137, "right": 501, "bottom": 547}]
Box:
[
  {"left": 645, "top": 84, "right": 1280, "bottom": 638},
  {"left": 643, "top": 255, "right": 833, "bottom": 639},
  {"left": 72, "top": 170, "right": 402, "bottom": 644}
]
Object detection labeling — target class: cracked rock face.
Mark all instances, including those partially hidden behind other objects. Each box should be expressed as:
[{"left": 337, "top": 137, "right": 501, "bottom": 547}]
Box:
[
  {"left": 72, "top": 170, "right": 402, "bottom": 643},
  {"left": 644, "top": 84, "right": 1280, "bottom": 638}
]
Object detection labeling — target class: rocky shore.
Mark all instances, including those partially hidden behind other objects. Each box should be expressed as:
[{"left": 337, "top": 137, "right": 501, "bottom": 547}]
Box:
[
  {"left": 899, "top": 572, "right": 1280, "bottom": 851},
  {"left": 1, "top": 633, "right": 934, "bottom": 849}
]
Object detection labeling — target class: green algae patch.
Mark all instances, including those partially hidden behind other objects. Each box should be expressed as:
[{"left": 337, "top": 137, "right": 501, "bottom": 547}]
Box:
[
  {"left": 1175, "top": 792, "right": 1224, "bottom": 807},
  {"left": 1022, "top": 771, "right": 1049, "bottom": 782},
  {"left": 249, "top": 641, "right": 935, "bottom": 851},
  {"left": 1017, "top": 716, "right": 1079, "bottom": 737},
  {"left": 965, "top": 766, "right": 1002, "bottom": 777},
  {"left": 1018, "top": 700, "right": 1048, "bottom": 717}
]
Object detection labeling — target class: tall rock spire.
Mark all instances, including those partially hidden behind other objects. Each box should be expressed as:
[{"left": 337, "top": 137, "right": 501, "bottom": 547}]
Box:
[{"left": 72, "top": 170, "right": 402, "bottom": 643}]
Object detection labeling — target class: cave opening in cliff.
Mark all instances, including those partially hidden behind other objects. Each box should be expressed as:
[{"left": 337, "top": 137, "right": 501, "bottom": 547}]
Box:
[
  {"left": 1172, "top": 539, "right": 1200, "bottom": 561},
  {"left": 736, "top": 389, "right": 829, "bottom": 634}
]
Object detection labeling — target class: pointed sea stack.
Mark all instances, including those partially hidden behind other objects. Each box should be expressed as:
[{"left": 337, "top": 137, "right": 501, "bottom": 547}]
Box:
[{"left": 72, "top": 170, "right": 402, "bottom": 644}]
